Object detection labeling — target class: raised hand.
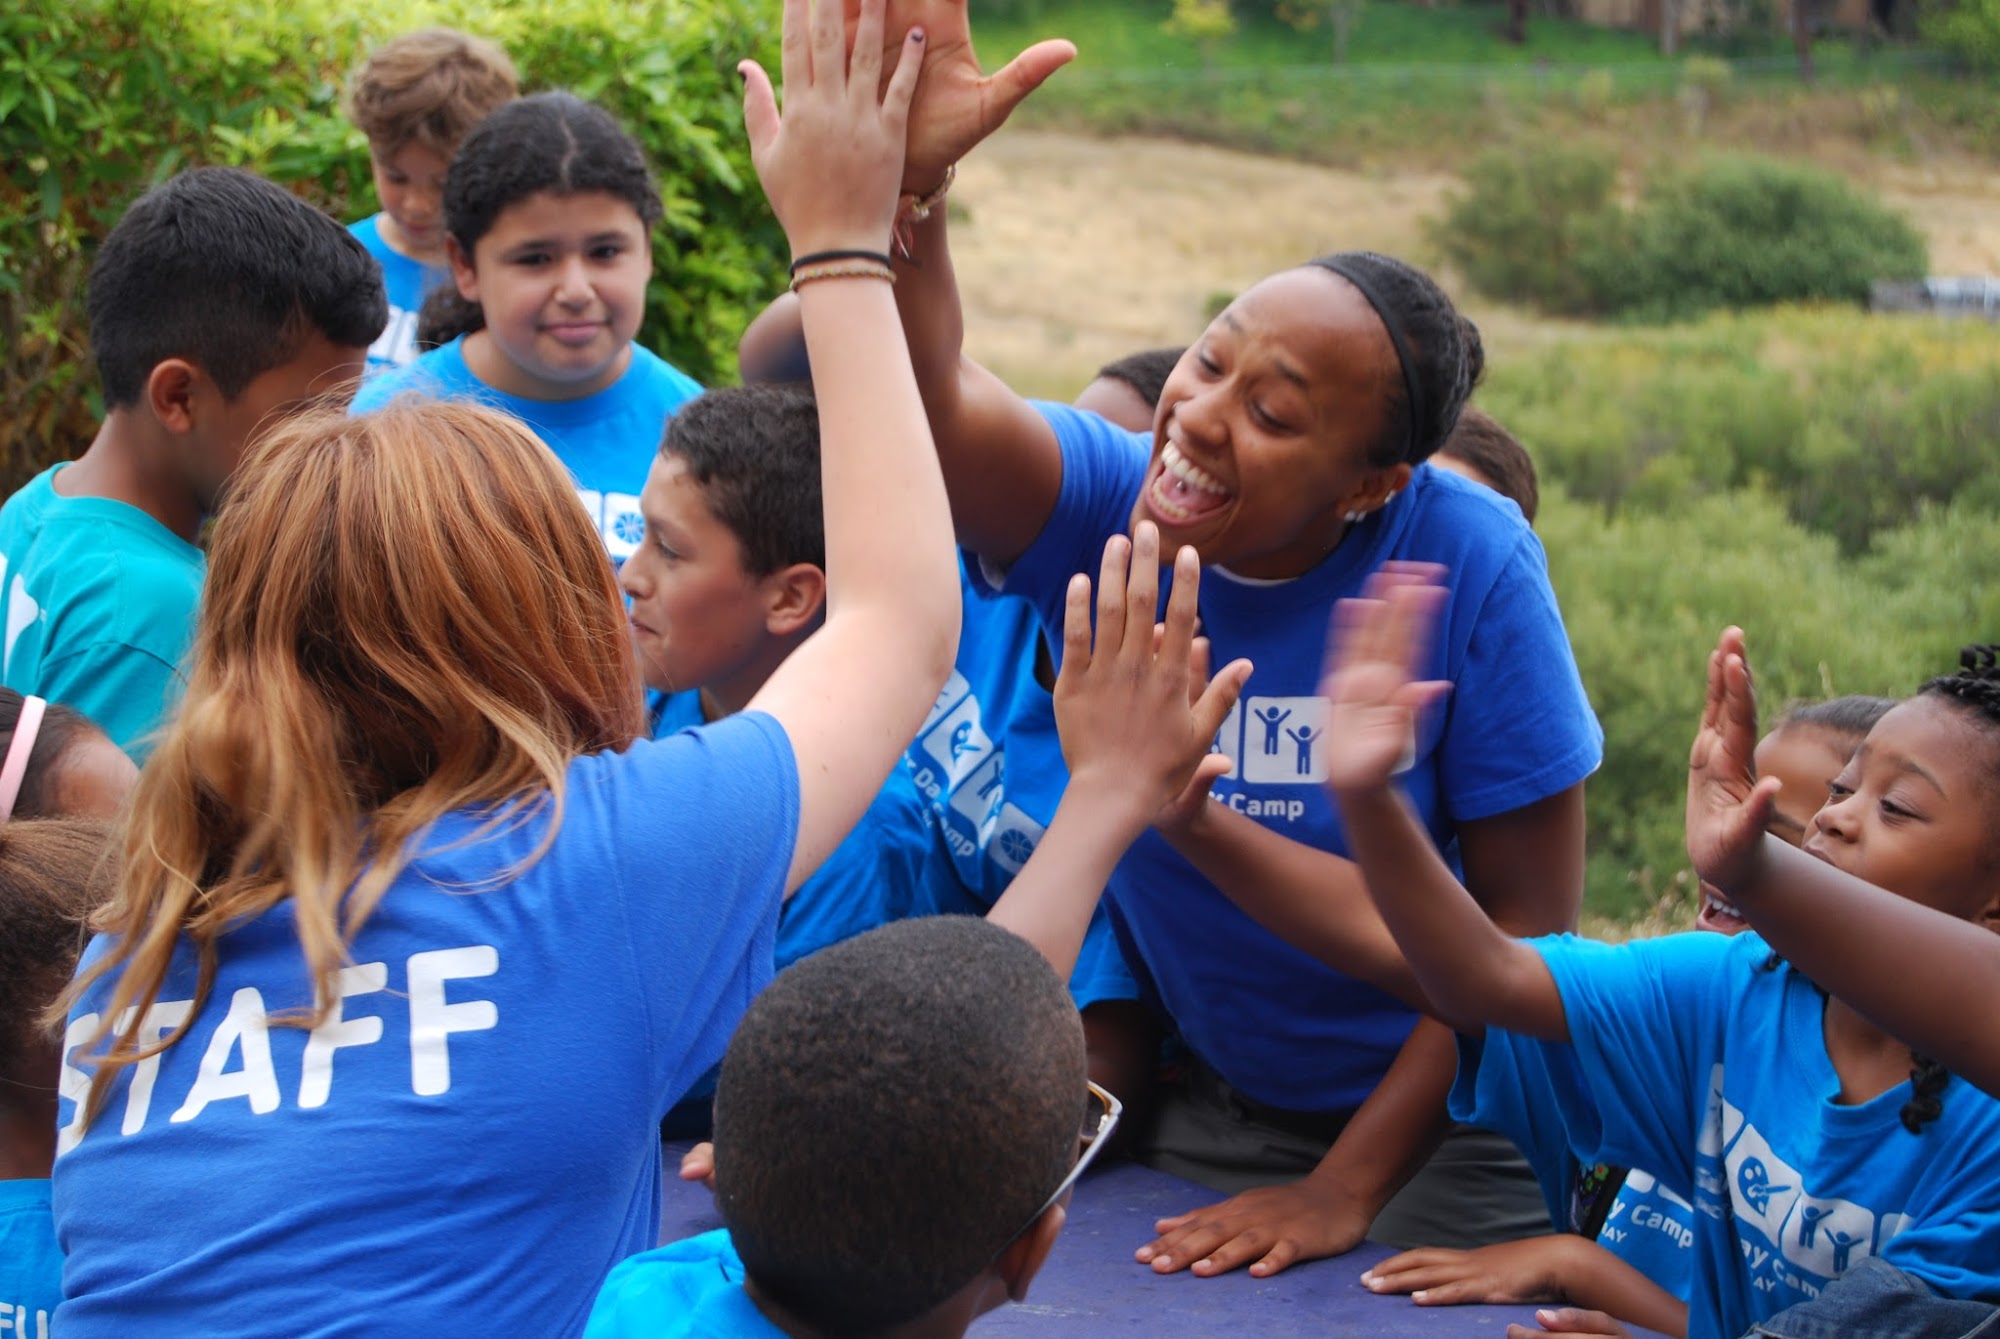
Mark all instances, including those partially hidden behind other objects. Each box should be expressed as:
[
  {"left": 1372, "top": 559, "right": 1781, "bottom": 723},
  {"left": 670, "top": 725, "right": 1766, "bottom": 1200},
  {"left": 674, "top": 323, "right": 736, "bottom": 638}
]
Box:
[
  {"left": 739, "top": 0, "right": 925, "bottom": 256},
  {"left": 1685, "top": 626, "right": 1781, "bottom": 895},
  {"left": 1318, "top": 563, "right": 1451, "bottom": 797},
  {"left": 855, "top": 0, "right": 1076, "bottom": 191},
  {"left": 1054, "top": 522, "right": 1250, "bottom": 827}
]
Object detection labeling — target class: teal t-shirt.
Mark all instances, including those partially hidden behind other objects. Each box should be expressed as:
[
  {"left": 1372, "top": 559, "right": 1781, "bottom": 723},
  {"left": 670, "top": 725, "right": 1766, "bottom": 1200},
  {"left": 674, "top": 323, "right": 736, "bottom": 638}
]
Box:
[
  {"left": 0, "top": 1179, "right": 62, "bottom": 1335},
  {"left": 586, "top": 1231, "right": 784, "bottom": 1339},
  {"left": 0, "top": 465, "right": 205, "bottom": 758}
]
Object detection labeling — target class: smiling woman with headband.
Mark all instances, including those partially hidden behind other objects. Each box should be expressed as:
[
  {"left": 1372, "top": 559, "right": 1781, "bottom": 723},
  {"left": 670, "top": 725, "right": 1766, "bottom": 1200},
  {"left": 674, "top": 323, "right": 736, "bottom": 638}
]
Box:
[{"left": 822, "top": 0, "right": 1605, "bottom": 1280}]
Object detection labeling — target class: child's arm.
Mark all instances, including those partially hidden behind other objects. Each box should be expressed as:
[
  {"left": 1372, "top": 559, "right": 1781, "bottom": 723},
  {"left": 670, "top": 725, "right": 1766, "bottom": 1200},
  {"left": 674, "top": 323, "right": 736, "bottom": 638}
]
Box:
[
  {"left": 1322, "top": 566, "right": 1569, "bottom": 1040},
  {"left": 986, "top": 523, "right": 1250, "bottom": 977},
  {"left": 736, "top": 0, "right": 961, "bottom": 893},
  {"left": 1690, "top": 629, "right": 2000, "bottom": 1097},
  {"left": 1364, "top": 1238, "right": 1687, "bottom": 1338}
]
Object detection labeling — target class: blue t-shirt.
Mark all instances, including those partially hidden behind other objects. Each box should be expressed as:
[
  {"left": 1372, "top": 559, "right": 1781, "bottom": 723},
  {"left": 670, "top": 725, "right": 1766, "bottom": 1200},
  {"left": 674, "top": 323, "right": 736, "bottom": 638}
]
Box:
[
  {"left": 352, "top": 336, "right": 704, "bottom": 561},
  {"left": 0, "top": 1179, "right": 61, "bottom": 1337},
  {"left": 348, "top": 213, "right": 452, "bottom": 380},
  {"left": 1456, "top": 932, "right": 2000, "bottom": 1339},
  {"left": 52, "top": 714, "right": 798, "bottom": 1339},
  {"left": 0, "top": 465, "right": 204, "bottom": 758},
  {"left": 983, "top": 403, "right": 1603, "bottom": 1111},
  {"left": 652, "top": 690, "right": 970, "bottom": 979},
  {"left": 586, "top": 1230, "right": 781, "bottom": 1339},
  {"left": 1454, "top": 1019, "right": 1695, "bottom": 1300},
  {"left": 905, "top": 563, "right": 1138, "bottom": 1010}
]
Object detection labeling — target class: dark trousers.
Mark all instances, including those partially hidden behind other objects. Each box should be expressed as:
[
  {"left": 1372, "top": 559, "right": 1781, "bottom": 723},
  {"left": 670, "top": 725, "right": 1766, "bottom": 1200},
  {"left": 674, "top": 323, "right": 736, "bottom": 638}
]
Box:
[{"left": 1134, "top": 1059, "right": 1553, "bottom": 1250}]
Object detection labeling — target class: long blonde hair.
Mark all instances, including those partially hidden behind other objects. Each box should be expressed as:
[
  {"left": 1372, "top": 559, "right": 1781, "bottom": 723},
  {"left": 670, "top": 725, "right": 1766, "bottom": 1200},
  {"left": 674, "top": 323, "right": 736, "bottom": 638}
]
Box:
[{"left": 65, "top": 401, "right": 645, "bottom": 1126}]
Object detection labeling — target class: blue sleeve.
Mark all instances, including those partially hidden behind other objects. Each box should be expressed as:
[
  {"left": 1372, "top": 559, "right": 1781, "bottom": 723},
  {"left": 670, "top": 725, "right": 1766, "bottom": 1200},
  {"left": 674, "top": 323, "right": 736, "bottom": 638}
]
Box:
[
  {"left": 1529, "top": 933, "right": 1735, "bottom": 1202},
  {"left": 1438, "top": 532, "right": 1603, "bottom": 821},
  {"left": 979, "top": 402, "right": 1149, "bottom": 611},
  {"left": 1448, "top": 1028, "right": 1592, "bottom": 1231},
  {"left": 609, "top": 712, "right": 798, "bottom": 1106},
  {"left": 39, "top": 643, "right": 183, "bottom": 761},
  {"left": 1069, "top": 905, "right": 1141, "bottom": 1009}
]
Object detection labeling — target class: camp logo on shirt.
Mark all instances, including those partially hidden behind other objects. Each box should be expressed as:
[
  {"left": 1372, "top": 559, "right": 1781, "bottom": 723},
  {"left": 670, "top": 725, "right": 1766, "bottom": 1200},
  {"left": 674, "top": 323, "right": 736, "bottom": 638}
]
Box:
[
  {"left": 0, "top": 1300, "right": 48, "bottom": 1339},
  {"left": 0, "top": 562, "right": 43, "bottom": 676},
  {"left": 1193, "top": 698, "right": 1326, "bottom": 823},
  {"left": 577, "top": 489, "right": 646, "bottom": 565},
  {"left": 56, "top": 946, "right": 499, "bottom": 1149},
  {"left": 910, "top": 670, "right": 1045, "bottom": 877},
  {"left": 1692, "top": 1063, "right": 1913, "bottom": 1298}
]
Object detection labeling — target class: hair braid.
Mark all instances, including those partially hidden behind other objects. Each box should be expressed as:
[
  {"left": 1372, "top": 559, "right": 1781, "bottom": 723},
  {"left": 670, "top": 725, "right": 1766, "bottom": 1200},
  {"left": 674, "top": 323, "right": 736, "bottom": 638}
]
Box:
[{"left": 1901, "top": 1053, "right": 1951, "bottom": 1133}]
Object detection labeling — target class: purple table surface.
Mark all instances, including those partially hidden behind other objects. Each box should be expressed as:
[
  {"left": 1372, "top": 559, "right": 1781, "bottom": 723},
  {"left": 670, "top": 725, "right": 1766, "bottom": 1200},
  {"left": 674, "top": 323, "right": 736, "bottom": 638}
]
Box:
[{"left": 660, "top": 1146, "right": 1674, "bottom": 1338}]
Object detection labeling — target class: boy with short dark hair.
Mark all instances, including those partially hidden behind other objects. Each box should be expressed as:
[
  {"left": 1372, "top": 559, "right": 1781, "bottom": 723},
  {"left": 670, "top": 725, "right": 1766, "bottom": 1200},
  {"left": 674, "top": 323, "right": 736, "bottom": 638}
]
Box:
[
  {"left": 1433, "top": 406, "right": 1540, "bottom": 526},
  {"left": 344, "top": 27, "right": 518, "bottom": 377},
  {"left": 591, "top": 916, "right": 1090, "bottom": 1337},
  {"left": 623, "top": 384, "right": 978, "bottom": 1137},
  {"left": 0, "top": 167, "right": 384, "bottom": 757}
]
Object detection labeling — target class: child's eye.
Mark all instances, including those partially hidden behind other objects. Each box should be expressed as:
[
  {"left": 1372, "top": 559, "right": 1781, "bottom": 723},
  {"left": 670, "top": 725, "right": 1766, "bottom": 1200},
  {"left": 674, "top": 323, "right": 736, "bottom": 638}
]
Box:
[
  {"left": 1198, "top": 353, "right": 1221, "bottom": 376},
  {"left": 1880, "top": 797, "right": 1917, "bottom": 820},
  {"left": 591, "top": 243, "right": 627, "bottom": 261},
  {"left": 1826, "top": 780, "right": 1853, "bottom": 799}
]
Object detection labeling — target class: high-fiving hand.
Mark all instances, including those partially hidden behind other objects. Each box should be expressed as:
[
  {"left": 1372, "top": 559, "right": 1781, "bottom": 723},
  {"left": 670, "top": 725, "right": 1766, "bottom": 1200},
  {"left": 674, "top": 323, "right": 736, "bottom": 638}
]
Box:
[
  {"left": 1319, "top": 563, "right": 1452, "bottom": 798},
  {"left": 739, "top": 0, "right": 926, "bottom": 258},
  {"left": 1685, "top": 626, "right": 1781, "bottom": 895}
]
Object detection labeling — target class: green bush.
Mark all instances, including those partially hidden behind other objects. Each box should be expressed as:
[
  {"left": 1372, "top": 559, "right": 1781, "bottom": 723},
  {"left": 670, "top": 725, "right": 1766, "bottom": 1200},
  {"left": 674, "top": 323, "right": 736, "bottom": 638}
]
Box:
[
  {"left": 1603, "top": 154, "right": 1929, "bottom": 320},
  {"left": 1432, "top": 146, "right": 1928, "bottom": 320},
  {"left": 1927, "top": 0, "right": 2000, "bottom": 73},
  {"left": 0, "top": 0, "right": 784, "bottom": 495},
  {"left": 1427, "top": 145, "right": 1626, "bottom": 317}
]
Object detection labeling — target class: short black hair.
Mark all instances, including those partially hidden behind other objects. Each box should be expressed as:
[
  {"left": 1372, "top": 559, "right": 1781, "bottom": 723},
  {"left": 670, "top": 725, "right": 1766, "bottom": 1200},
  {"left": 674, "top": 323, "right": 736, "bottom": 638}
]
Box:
[
  {"left": 1307, "top": 251, "right": 1484, "bottom": 469},
  {"left": 1775, "top": 695, "right": 1896, "bottom": 745},
  {"left": 0, "top": 690, "right": 114, "bottom": 820},
  {"left": 659, "top": 384, "right": 823, "bottom": 576},
  {"left": 0, "top": 819, "right": 114, "bottom": 1109},
  {"left": 444, "top": 91, "right": 664, "bottom": 257},
  {"left": 713, "top": 917, "right": 1085, "bottom": 1336},
  {"left": 1094, "top": 347, "right": 1186, "bottom": 414},
  {"left": 88, "top": 167, "right": 387, "bottom": 409},
  {"left": 1438, "top": 406, "right": 1539, "bottom": 524}
]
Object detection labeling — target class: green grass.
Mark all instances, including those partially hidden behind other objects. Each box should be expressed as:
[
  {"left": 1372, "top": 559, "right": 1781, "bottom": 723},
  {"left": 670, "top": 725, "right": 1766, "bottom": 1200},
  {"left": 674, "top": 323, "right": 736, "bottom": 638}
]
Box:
[{"left": 972, "top": 0, "right": 1978, "bottom": 167}]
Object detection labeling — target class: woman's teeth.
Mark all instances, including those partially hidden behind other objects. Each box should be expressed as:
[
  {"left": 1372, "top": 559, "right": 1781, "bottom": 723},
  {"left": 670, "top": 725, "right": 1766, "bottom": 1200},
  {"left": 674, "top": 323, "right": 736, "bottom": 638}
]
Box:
[
  {"left": 1148, "top": 442, "right": 1233, "bottom": 524},
  {"left": 1163, "top": 442, "right": 1229, "bottom": 497}
]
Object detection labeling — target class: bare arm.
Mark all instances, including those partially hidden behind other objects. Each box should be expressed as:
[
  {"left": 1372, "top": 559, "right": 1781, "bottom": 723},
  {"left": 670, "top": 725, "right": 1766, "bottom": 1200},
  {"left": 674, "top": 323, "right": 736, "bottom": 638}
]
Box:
[
  {"left": 1325, "top": 574, "right": 1571, "bottom": 1040},
  {"left": 736, "top": 0, "right": 959, "bottom": 893}
]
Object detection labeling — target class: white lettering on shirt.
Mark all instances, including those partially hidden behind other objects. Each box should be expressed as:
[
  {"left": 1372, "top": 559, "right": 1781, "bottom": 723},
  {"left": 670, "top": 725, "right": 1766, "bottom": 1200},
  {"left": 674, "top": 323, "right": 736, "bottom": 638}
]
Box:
[
  {"left": 408, "top": 946, "right": 499, "bottom": 1097},
  {"left": 116, "top": 999, "right": 195, "bottom": 1135},
  {"left": 298, "top": 963, "right": 388, "bottom": 1109},
  {"left": 171, "top": 987, "right": 280, "bottom": 1122}
]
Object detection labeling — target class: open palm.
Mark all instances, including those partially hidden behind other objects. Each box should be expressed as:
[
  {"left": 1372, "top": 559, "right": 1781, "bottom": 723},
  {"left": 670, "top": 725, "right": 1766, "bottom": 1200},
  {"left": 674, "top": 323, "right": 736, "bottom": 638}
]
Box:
[
  {"left": 1685, "top": 626, "right": 1780, "bottom": 892},
  {"left": 855, "top": 0, "right": 1076, "bottom": 190},
  {"left": 1319, "top": 565, "right": 1451, "bottom": 795}
]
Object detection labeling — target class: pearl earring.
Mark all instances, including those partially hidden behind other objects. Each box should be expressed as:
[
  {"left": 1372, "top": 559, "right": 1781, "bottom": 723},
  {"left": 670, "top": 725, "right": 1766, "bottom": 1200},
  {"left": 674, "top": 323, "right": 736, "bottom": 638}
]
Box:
[{"left": 1343, "top": 509, "right": 1365, "bottom": 524}]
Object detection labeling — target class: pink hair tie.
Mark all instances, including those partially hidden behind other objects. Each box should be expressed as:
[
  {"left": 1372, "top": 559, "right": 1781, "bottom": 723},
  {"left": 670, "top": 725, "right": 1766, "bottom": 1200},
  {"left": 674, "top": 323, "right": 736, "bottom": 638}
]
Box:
[{"left": 0, "top": 695, "right": 47, "bottom": 823}]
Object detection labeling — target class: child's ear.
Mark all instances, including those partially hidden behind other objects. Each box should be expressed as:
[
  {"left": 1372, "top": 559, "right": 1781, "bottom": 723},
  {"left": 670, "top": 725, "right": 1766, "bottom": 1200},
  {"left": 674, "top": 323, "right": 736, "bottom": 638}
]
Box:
[
  {"left": 763, "top": 563, "right": 827, "bottom": 637},
  {"left": 446, "top": 235, "right": 479, "bottom": 303},
  {"left": 998, "top": 1203, "right": 1066, "bottom": 1304},
  {"left": 144, "top": 359, "right": 202, "bottom": 435}
]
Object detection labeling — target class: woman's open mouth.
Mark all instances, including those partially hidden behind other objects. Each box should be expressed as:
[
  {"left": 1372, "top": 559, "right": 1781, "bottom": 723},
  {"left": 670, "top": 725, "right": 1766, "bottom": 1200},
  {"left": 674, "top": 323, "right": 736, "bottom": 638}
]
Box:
[{"left": 1146, "top": 442, "right": 1234, "bottom": 526}]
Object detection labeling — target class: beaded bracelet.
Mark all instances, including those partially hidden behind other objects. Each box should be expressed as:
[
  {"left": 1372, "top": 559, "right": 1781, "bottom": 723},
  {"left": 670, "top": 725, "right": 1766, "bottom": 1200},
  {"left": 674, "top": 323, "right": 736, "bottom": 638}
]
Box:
[{"left": 789, "top": 259, "right": 897, "bottom": 292}]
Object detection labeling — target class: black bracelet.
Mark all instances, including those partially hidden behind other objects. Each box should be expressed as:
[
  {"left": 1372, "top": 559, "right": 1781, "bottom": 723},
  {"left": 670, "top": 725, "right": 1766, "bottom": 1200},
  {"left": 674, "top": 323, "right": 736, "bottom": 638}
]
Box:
[{"left": 788, "top": 249, "right": 894, "bottom": 275}]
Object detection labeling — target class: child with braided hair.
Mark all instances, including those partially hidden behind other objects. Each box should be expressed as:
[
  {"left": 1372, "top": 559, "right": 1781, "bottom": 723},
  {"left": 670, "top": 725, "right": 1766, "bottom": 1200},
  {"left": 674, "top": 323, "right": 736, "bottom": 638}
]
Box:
[{"left": 1320, "top": 577, "right": 2000, "bottom": 1339}]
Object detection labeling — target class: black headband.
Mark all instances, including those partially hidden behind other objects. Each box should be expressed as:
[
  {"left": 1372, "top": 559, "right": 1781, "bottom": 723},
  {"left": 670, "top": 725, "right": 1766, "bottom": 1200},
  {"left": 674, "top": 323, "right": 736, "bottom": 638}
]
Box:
[{"left": 1311, "top": 257, "right": 1424, "bottom": 465}]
